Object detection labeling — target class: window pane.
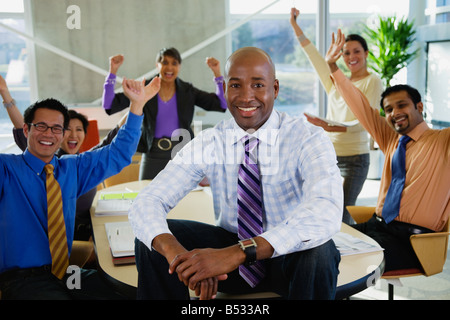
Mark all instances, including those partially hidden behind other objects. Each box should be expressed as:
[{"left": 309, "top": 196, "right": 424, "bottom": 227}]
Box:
[
  {"left": 426, "top": 41, "right": 450, "bottom": 128},
  {"left": 230, "top": 1, "right": 319, "bottom": 117},
  {"left": 436, "top": 12, "right": 450, "bottom": 22},
  {"left": 0, "top": 0, "right": 24, "bottom": 13},
  {"left": 436, "top": 0, "right": 450, "bottom": 7},
  {"left": 0, "top": 18, "right": 30, "bottom": 154}
]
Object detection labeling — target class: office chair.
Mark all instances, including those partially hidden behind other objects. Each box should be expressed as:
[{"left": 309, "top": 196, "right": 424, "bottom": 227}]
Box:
[
  {"left": 347, "top": 206, "right": 450, "bottom": 300},
  {"left": 79, "top": 119, "right": 100, "bottom": 153},
  {"left": 103, "top": 154, "right": 141, "bottom": 188}
]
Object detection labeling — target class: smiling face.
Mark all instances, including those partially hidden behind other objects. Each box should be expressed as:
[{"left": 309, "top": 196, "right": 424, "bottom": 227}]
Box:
[
  {"left": 157, "top": 55, "right": 180, "bottom": 83},
  {"left": 383, "top": 90, "right": 424, "bottom": 135},
  {"left": 23, "top": 108, "right": 66, "bottom": 163},
  {"left": 225, "top": 47, "right": 279, "bottom": 132},
  {"left": 342, "top": 40, "right": 368, "bottom": 75},
  {"left": 61, "top": 118, "right": 86, "bottom": 154}
]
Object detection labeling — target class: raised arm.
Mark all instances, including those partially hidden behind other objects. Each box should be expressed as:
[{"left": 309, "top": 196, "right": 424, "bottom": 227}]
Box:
[
  {"left": 205, "top": 57, "right": 222, "bottom": 78},
  {"left": 289, "top": 7, "right": 333, "bottom": 97},
  {"left": 289, "top": 7, "right": 311, "bottom": 47},
  {"left": 206, "top": 57, "right": 227, "bottom": 110},
  {"left": 0, "top": 75, "right": 23, "bottom": 129},
  {"left": 109, "top": 54, "right": 124, "bottom": 75},
  {"left": 103, "top": 54, "right": 128, "bottom": 114}
]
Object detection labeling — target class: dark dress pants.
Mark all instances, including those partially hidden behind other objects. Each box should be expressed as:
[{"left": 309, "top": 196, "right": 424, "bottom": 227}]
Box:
[
  {"left": 0, "top": 268, "right": 125, "bottom": 300},
  {"left": 352, "top": 214, "right": 432, "bottom": 272},
  {"left": 135, "top": 219, "right": 341, "bottom": 300}
]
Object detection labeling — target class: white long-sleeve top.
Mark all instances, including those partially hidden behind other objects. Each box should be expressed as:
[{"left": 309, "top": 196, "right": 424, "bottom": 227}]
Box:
[{"left": 302, "top": 42, "right": 384, "bottom": 156}]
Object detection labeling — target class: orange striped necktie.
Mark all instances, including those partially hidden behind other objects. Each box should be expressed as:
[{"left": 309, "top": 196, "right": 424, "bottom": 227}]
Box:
[{"left": 44, "top": 164, "right": 69, "bottom": 279}]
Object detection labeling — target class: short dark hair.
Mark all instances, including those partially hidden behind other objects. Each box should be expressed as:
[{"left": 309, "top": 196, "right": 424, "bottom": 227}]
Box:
[
  {"left": 345, "top": 34, "right": 369, "bottom": 52},
  {"left": 156, "top": 47, "right": 182, "bottom": 64},
  {"left": 23, "top": 98, "right": 70, "bottom": 129},
  {"left": 380, "top": 84, "right": 422, "bottom": 110},
  {"left": 68, "top": 109, "right": 89, "bottom": 134}
]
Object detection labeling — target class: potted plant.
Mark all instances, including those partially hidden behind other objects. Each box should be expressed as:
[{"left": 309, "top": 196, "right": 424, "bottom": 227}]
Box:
[{"left": 364, "top": 15, "right": 420, "bottom": 88}]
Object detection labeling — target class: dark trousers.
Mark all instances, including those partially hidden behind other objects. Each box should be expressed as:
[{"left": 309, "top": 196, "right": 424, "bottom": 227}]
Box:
[
  {"left": 352, "top": 214, "right": 433, "bottom": 272},
  {"left": 139, "top": 139, "right": 182, "bottom": 180},
  {"left": 0, "top": 267, "right": 125, "bottom": 300},
  {"left": 135, "top": 220, "right": 341, "bottom": 300},
  {"left": 337, "top": 153, "right": 370, "bottom": 225}
]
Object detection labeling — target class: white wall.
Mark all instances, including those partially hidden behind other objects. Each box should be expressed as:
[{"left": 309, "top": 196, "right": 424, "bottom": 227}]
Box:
[{"left": 29, "top": 0, "right": 228, "bottom": 104}]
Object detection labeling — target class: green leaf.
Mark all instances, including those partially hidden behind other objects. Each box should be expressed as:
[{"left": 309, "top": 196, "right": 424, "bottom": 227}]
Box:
[{"left": 363, "top": 15, "right": 419, "bottom": 87}]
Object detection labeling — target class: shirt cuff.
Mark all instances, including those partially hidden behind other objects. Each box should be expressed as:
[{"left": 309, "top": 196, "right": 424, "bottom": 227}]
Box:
[
  {"left": 330, "top": 68, "right": 346, "bottom": 83},
  {"left": 105, "top": 73, "right": 117, "bottom": 85},
  {"left": 125, "top": 110, "right": 144, "bottom": 129},
  {"left": 214, "top": 76, "right": 224, "bottom": 83}
]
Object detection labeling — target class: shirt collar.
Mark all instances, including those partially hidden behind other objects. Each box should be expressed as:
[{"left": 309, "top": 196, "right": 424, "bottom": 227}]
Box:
[
  {"left": 230, "top": 110, "right": 280, "bottom": 147},
  {"left": 404, "top": 121, "right": 429, "bottom": 142},
  {"left": 23, "top": 149, "right": 58, "bottom": 176}
]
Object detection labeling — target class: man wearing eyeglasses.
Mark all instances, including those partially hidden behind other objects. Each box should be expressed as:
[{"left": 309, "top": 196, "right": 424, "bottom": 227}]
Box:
[
  {"left": 0, "top": 77, "right": 160, "bottom": 299},
  {"left": 24, "top": 107, "right": 68, "bottom": 164}
]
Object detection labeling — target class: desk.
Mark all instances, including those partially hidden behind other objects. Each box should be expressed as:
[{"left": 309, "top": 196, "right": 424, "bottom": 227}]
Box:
[
  {"left": 91, "top": 181, "right": 384, "bottom": 299},
  {"left": 91, "top": 180, "right": 215, "bottom": 297}
]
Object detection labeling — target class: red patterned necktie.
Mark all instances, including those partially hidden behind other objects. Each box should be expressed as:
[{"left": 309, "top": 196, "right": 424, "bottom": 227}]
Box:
[
  {"left": 237, "top": 136, "right": 265, "bottom": 287},
  {"left": 45, "top": 164, "right": 69, "bottom": 279}
]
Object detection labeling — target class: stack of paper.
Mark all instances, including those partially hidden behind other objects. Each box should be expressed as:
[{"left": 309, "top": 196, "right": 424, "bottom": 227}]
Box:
[
  {"left": 95, "top": 191, "right": 139, "bottom": 216},
  {"left": 333, "top": 232, "right": 384, "bottom": 256}
]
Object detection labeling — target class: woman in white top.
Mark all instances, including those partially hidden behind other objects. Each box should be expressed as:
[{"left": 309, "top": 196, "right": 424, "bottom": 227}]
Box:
[{"left": 290, "top": 8, "right": 384, "bottom": 224}]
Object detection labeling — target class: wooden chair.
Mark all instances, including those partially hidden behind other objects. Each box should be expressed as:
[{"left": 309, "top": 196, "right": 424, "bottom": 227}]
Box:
[
  {"left": 103, "top": 154, "right": 141, "bottom": 188},
  {"left": 347, "top": 206, "right": 450, "bottom": 300}
]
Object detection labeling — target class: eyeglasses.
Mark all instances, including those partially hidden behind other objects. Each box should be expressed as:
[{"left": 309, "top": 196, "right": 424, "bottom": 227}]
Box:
[{"left": 28, "top": 122, "right": 65, "bottom": 134}]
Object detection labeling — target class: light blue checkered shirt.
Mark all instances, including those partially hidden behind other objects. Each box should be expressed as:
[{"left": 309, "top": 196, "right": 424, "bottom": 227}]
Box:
[{"left": 129, "top": 110, "right": 343, "bottom": 257}]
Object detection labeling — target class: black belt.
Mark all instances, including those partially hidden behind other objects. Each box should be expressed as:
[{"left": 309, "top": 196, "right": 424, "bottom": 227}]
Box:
[
  {"left": 0, "top": 265, "right": 52, "bottom": 283},
  {"left": 375, "top": 215, "right": 433, "bottom": 235}
]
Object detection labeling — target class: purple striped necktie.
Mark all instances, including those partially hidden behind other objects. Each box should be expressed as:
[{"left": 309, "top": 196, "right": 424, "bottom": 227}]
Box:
[{"left": 237, "top": 135, "right": 265, "bottom": 287}]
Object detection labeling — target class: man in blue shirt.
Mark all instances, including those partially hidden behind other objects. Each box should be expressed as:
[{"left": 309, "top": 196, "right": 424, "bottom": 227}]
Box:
[
  {"left": 130, "top": 47, "right": 342, "bottom": 300},
  {"left": 0, "top": 76, "right": 160, "bottom": 299}
]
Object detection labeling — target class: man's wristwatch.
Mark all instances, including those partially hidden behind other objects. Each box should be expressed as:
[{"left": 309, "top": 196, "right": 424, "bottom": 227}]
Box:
[{"left": 238, "top": 238, "right": 258, "bottom": 266}]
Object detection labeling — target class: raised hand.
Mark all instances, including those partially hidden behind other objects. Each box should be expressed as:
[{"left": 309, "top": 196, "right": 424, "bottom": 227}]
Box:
[
  {"left": 290, "top": 7, "right": 300, "bottom": 27},
  {"left": 123, "top": 77, "right": 161, "bottom": 115},
  {"left": 0, "top": 75, "right": 10, "bottom": 98},
  {"left": 205, "top": 57, "right": 222, "bottom": 78},
  {"left": 325, "top": 29, "right": 346, "bottom": 69},
  {"left": 109, "top": 54, "right": 124, "bottom": 74}
]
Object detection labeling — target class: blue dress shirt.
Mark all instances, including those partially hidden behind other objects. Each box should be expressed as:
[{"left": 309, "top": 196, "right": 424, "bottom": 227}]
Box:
[
  {"left": 129, "top": 110, "right": 343, "bottom": 258},
  {"left": 0, "top": 112, "right": 143, "bottom": 274}
]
